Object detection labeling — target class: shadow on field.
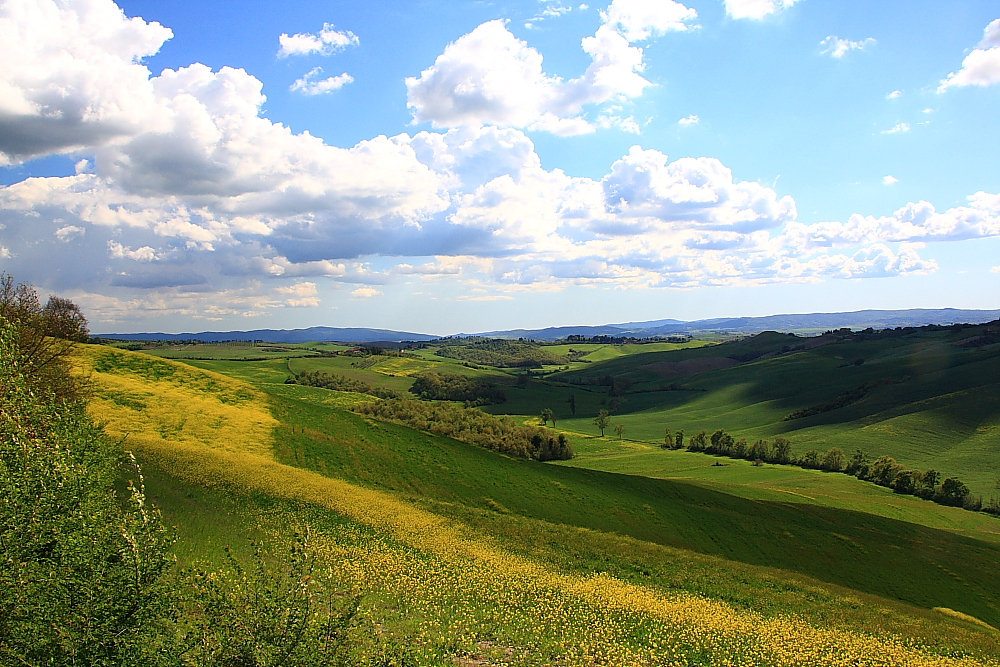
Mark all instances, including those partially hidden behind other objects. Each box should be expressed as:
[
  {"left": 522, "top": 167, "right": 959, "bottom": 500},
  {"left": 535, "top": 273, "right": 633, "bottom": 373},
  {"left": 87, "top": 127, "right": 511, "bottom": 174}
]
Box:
[{"left": 268, "top": 388, "right": 1000, "bottom": 628}]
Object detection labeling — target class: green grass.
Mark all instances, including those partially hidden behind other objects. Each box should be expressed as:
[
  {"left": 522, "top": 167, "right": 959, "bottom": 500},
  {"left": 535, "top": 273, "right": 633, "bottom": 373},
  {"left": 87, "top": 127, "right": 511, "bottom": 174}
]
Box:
[
  {"left": 84, "top": 345, "right": 1000, "bottom": 663},
  {"left": 557, "top": 436, "right": 1000, "bottom": 544},
  {"left": 262, "top": 382, "right": 1000, "bottom": 627},
  {"left": 533, "top": 327, "right": 1000, "bottom": 497}
]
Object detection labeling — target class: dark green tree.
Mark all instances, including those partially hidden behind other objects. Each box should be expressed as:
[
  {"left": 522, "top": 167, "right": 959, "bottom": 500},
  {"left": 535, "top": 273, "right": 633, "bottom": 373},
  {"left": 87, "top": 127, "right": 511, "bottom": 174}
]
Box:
[
  {"left": 540, "top": 408, "right": 554, "bottom": 426},
  {"left": 567, "top": 394, "right": 576, "bottom": 416}
]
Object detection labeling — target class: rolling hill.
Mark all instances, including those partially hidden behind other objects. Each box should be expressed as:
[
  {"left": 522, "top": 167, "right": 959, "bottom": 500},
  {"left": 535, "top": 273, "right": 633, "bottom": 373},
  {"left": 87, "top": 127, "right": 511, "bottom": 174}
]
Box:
[{"left": 68, "top": 341, "right": 1000, "bottom": 665}]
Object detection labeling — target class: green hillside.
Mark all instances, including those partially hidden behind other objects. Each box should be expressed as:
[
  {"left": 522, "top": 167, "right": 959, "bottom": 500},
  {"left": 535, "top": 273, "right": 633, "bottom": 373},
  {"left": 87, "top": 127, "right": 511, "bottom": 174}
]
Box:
[{"left": 69, "top": 343, "right": 1000, "bottom": 665}]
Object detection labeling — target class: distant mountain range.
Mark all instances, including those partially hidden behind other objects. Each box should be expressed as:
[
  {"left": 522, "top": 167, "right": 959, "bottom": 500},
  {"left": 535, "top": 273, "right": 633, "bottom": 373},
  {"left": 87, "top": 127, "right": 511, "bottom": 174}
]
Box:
[
  {"left": 99, "top": 308, "right": 1000, "bottom": 344},
  {"left": 97, "top": 326, "right": 440, "bottom": 344}
]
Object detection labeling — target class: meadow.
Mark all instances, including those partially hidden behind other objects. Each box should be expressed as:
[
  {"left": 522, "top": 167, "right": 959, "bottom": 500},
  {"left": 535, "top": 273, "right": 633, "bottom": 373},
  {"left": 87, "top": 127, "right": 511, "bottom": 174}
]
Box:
[{"left": 71, "top": 342, "right": 1000, "bottom": 665}]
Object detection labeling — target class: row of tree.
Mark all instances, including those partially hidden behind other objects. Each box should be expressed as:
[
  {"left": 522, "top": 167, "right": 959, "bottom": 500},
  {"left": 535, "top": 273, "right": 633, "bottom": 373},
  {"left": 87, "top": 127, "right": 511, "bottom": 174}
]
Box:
[
  {"left": 354, "top": 398, "right": 572, "bottom": 461},
  {"left": 0, "top": 276, "right": 397, "bottom": 665},
  {"left": 659, "top": 425, "right": 994, "bottom": 514}
]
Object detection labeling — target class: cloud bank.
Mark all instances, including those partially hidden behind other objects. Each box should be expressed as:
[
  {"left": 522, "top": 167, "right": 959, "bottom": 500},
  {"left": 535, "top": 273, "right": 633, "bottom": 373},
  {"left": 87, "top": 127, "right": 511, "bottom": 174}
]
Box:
[{"left": 1, "top": 0, "right": 996, "bottom": 327}]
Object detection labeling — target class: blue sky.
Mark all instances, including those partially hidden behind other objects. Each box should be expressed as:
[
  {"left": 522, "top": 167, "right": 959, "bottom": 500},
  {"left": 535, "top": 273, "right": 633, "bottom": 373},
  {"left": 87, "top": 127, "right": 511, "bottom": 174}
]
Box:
[{"left": 1, "top": 0, "right": 998, "bottom": 334}]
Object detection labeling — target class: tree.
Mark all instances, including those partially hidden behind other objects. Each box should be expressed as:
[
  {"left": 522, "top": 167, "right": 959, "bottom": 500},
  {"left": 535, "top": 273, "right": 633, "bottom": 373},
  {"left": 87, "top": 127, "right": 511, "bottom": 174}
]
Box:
[
  {"left": 820, "top": 447, "right": 845, "bottom": 472},
  {"left": 0, "top": 273, "right": 83, "bottom": 401},
  {"left": 540, "top": 408, "right": 553, "bottom": 426},
  {"left": 614, "top": 423, "right": 625, "bottom": 440},
  {"left": 567, "top": 394, "right": 576, "bottom": 416},
  {"left": 662, "top": 428, "right": 674, "bottom": 449},
  {"left": 42, "top": 295, "right": 90, "bottom": 342},
  {"left": 869, "top": 456, "right": 902, "bottom": 487},
  {"left": 674, "top": 430, "right": 684, "bottom": 450},
  {"left": 846, "top": 449, "right": 870, "bottom": 477},
  {"left": 892, "top": 470, "right": 919, "bottom": 495},
  {"left": 687, "top": 430, "right": 708, "bottom": 452},
  {"left": 593, "top": 410, "right": 610, "bottom": 437},
  {"left": 771, "top": 437, "right": 792, "bottom": 464},
  {"left": 936, "top": 477, "right": 971, "bottom": 507},
  {"left": 800, "top": 450, "right": 821, "bottom": 468}
]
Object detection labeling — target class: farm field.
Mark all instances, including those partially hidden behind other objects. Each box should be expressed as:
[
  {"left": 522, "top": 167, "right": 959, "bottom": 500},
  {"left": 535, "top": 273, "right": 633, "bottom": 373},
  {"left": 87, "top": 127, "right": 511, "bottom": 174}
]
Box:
[{"left": 70, "top": 343, "right": 1000, "bottom": 665}]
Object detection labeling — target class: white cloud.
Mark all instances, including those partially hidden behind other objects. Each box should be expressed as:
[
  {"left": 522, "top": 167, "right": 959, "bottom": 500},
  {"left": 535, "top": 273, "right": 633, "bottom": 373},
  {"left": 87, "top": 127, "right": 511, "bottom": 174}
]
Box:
[
  {"left": 991, "top": 266, "right": 1000, "bottom": 274},
  {"left": 277, "top": 23, "right": 358, "bottom": 58},
  {"left": 276, "top": 281, "right": 319, "bottom": 307},
  {"left": 938, "top": 19, "right": 1000, "bottom": 91},
  {"left": 723, "top": 0, "right": 801, "bottom": 20},
  {"left": 405, "top": 2, "right": 696, "bottom": 136},
  {"left": 982, "top": 18, "right": 1000, "bottom": 48},
  {"left": 406, "top": 20, "right": 654, "bottom": 136},
  {"left": 882, "top": 175, "right": 898, "bottom": 185},
  {"left": 0, "top": 0, "right": 173, "bottom": 164},
  {"left": 55, "top": 224, "right": 86, "bottom": 241},
  {"left": 5, "top": 0, "right": 1000, "bottom": 328},
  {"left": 678, "top": 114, "right": 699, "bottom": 126},
  {"left": 108, "top": 240, "right": 158, "bottom": 261},
  {"left": 882, "top": 122, "right": 910, "bottom": 134},
  {"left": 290, "top": 68, "right": 354, "bottom": 95},
  {"left": 820, "top": 35, "right": 876, "bottom": 58},
  {"left": 601, "top": 0, "right": 698, "bottom": 41},
  {"left": 886, "top": 90, "right": 902, "bottom": 99}
]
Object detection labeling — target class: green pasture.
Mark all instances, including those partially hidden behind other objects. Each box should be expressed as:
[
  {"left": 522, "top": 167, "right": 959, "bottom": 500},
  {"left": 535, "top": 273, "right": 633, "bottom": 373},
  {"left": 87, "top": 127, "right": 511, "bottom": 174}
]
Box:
[
  {"left": 258, "top": 381, "right": 1000, "bottom": 627},
  {"left": 556, "top": 436, "right": 1000, "bottom": 544}
]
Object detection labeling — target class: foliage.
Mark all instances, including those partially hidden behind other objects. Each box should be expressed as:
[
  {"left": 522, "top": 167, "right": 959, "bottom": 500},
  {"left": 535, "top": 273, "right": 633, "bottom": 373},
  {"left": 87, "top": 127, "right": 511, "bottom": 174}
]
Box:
[
  {"left": 355, "top": 397, "right": 572, "bottom": 460},
  {"left": 286, "top": 369, "right": 401, "bottom": 399},
  {"left": 593, "top": 409, "right": 610, "bottom": 437},
  {"left": 0, "top": 317, "right": 175, "bottom": 665},
  {"left": 0, "top": 273, "right": 83, "bottom": 401},
  {"left": 179, "top": 531, "right": 361, "bottom": 667},
  {"left": 409, "top": 371, "right": 506, "bottom": 405},
  {"left": 434, "top": 338, "right": 566, "bottom": 368}
]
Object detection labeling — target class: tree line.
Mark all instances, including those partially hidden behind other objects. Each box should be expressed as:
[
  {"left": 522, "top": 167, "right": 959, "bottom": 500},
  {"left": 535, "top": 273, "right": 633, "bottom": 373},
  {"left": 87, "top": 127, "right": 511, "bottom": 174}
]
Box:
[
  {"left": 657, "top": 425, "right": 996, "bottom": 515},
  {"left": 0, "top": 275, "right": 404, "bottom": 666},
  {"left": 354, "top": 398, "right": 572, "bottom": 461}
]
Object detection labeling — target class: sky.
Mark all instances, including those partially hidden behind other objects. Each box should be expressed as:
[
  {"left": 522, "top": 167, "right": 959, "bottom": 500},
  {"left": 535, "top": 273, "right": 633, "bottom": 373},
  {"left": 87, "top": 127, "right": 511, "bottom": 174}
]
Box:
[{"left": 0, "top": 0, "right": 998, "bottom": 335}]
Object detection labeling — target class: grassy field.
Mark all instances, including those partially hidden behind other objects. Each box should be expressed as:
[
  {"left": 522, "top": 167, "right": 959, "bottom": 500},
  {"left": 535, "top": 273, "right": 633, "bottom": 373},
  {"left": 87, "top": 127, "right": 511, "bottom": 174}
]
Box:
[{"left": 69, "top": 343, "right": 1000, "bottom": 666}]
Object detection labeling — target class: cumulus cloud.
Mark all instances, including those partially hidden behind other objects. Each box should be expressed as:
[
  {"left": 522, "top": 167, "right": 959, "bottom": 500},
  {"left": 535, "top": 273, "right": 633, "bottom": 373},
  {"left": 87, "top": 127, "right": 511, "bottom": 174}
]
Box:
[
  {"left": 882, "top": 122, "right": 910, "bottom": 134},
  {"left": 601, "top": 0, "right": 698, "bottom": 40},
  {"left": 405, "top": 2, "right": 696, "bottom": 136},
  {"left": 276, "top": 281, "right": 320, "bottom": 307},
  {"left": 939, "top": 19, "right": 1000, "bottom": 91},
  {"left": 0, "top": 0, "right": 173, "bottom": 164},
  {"left": 886, "top": 90, "right": 902, "bottom": 99},
  {"left": 406, "top": 20, "right": 653, "bottom": 136},
  {"left": 723, "top": 0, "right": 801, "bottom": 20},
  {"left": 351, "top": 287, "right": 382, "bottom": 298},
  {"left": 882, "top": 175, "right": 898, "bottom": 185},
  {"left": 277, "top": 23, "right": 358, "bottom": 58},
  {"left": 820, "top": 35, "right": 876, "bottom": 58},
  {"left": 678, "top": 114, "right": 699, "bottom": 126},
  {"left": 290, "top": 68, "right": 354, "bottom": 95}
]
